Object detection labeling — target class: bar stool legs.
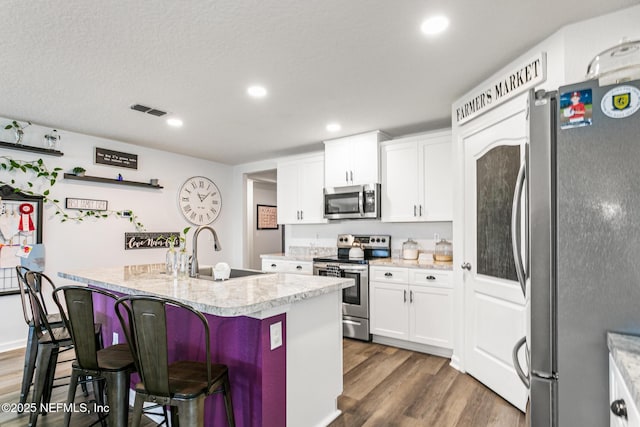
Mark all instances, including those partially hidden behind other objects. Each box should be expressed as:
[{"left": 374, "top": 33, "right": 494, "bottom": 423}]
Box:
[{"left": 19, "top": 324, "right": 38, "bottom": 406}]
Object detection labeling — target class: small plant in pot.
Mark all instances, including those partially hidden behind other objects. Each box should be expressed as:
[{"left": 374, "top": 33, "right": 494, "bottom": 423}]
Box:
[
  {"left": 72, "top": 166, "right": 86, "bottom": 177},
  {"left": 4, "top": 120, "right": 32, "bottom": 144}
]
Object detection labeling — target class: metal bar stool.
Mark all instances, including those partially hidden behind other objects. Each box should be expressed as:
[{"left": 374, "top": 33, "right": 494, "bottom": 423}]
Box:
[
  {"left": 115, "top": 295, "right": 235, "bottom": 427},
  {"left": 22, "top": 271, "right": 76, "bottom": 427},
  {"left": 53, "top": 285, "right": 137, "bottom": 427},
  {"left": 16, "top": 266, "right": 66, "bottom": 407}
]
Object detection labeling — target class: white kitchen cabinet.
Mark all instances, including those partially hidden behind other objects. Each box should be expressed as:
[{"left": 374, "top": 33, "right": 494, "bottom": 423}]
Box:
[
  {"left": 324, "top": 130, "right": 389, "bottom": 187},
  {"left": 381, "top": 129, "right": 453, "bottom": 222},
  {"left": 277, "top": 153, "right": 326, "bottom": 224},
  {"left": 370, "top": 266, "right": 453, "bottom": 350},
  {"left": 610, "top": 354, "right": 640, "bottom": 427},
  {"left": 261, "top": 258, "right": 313, "bottom": 275}
]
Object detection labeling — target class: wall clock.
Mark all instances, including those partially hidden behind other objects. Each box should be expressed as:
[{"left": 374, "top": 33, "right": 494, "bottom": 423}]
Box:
[{"left": 178, "top": 176, "right": 221, "bottom": 225}]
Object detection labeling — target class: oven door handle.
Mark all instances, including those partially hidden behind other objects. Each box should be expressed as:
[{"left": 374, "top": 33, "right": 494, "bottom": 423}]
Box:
[{"left": 343, "top": 319, "right": 362, "bottom": 326}]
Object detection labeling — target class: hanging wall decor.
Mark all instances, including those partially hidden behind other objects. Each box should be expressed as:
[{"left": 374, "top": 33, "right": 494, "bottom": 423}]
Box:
[{"left": 0, "top": 185, "right": 43, "bottom": 296}]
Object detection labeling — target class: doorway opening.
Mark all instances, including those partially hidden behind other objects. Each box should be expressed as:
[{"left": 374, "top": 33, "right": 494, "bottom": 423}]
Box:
[{"left": 245, "top": 169, "right": 283, "bottom": 270}]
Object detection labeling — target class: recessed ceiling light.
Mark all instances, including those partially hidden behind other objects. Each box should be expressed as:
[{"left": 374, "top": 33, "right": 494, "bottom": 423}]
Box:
[
  {"left": 326, "top": 123, "right": 342, "bottom": 132},
  {"left": 421, "top": 15, "right": 449, "bottom": 36},
  {"left": 167, "top": 118, "right": 183, "bottom": 127},
  {"left": 247, "top": 85, "right": 268, "bottom": 98}
]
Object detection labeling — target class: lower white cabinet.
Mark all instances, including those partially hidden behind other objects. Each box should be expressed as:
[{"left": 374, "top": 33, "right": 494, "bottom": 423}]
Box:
[
  {"left": 610, "top": 354, "right": 640, "bottom": 427},
  {"left": 370, "top": 266, "right": 453, "bottom": 349},
  {"left": 261, "top": 259, "right": 313, "bottom": 275}
]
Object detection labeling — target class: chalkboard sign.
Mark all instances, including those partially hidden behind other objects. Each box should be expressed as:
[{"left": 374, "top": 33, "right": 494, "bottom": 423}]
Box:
[
  {"left": 125, "top": 232, "right": 180, "bottom": 250},
  {"left": 95, "top": 147, "right": 138, "bottom": 169}
]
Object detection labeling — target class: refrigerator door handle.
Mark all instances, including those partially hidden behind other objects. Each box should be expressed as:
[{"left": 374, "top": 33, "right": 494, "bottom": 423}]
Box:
[
  {"left": 511, "top": 159, "right": 527, "bottom": 297},
  {"left": 512, "top": 335, "right": 530, "bottom": 388}
]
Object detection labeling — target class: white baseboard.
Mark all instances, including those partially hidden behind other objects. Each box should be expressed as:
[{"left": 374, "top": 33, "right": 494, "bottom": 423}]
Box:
[
  {"left": 316, "top": 409, "right": 342, "bottom": 427},
  {"left": 449, "top": 354, "right": 464, "bottom": 372},
  {"left": 371, "top": 335, "right": 453, "bottom": 359},
  {"left": 0, "top": 339, "right": 26, "bottom": 353}
]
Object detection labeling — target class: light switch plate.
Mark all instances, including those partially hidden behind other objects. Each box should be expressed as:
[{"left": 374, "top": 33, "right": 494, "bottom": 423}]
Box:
[
  {"left": 270, "top": 321, "right": 282, "bottom": 350},
  {"left": 112, "top": 332, "right": 119, "bottom": 345}
]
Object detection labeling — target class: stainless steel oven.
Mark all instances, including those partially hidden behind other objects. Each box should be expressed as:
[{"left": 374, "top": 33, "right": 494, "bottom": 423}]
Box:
[
  {"left": 313, "top": 234, "right": 391, "bottom": 342},
  {"left": 323, "top": 183, "right": 380, "bottom": 220},
  {"left": 313, "top": 262, "right": 369, "bottom": 340}
]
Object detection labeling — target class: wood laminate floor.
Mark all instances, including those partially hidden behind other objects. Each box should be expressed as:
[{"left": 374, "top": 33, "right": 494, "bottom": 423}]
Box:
[
  {"left": 0, "top": 347, "right": 158, "bottom": 427},
  {"left": 0, "top": 340, "right": 526, "bottom": 426},
  {"left": 329, "top": 339, "right": 527, "bottom": 427}
]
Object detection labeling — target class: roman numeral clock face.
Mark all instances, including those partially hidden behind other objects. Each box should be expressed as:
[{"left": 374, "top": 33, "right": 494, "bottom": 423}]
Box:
[{"left": 178, "top": 176, "right": 221, "bottom": 225}]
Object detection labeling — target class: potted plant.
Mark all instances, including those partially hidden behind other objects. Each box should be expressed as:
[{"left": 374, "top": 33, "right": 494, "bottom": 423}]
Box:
[
  {"left": 4, "top": 120, "right": 32, "bottom": 145},
  {"left": 72, "top": 166, "right": 86, "bottom": 177}
]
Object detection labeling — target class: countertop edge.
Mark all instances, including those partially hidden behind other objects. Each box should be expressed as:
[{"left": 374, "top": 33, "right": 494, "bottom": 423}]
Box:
[
  {"left": 369, "top": 258, "right": 454, "bottom": 271},
  {"left": 58, "top": 270, "right": 353, "bottom": 318},
  {"left": 608, "top": 332, "right": 640, "bottom": 411}
]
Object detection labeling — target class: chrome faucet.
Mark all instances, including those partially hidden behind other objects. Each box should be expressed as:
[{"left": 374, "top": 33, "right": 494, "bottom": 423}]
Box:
[{"left": 189, "top": 225, "right": 222, "bottom": 277}]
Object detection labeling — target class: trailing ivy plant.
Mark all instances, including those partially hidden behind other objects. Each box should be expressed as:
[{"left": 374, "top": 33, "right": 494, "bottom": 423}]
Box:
[{"left": 0, "top": 156, "right": 145, "bottom": 230}]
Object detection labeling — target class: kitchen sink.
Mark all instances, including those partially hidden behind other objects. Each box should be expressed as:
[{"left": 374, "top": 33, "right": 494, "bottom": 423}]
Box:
[{"left": 196, "top": 266, "right": 265, "bottom": 280}]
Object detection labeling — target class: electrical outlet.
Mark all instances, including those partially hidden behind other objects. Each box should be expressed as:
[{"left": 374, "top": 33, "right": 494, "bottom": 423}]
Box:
[
  {"left": 112, "top": 332, "right": 119, "bottom": 345},
  {"left": 270, "top": 321, "right": 282, "bottom": 350}
]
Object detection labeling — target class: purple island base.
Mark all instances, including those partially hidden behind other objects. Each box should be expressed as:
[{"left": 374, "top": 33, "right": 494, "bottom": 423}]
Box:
[{"left": 93, "top": 289, "right": 287, "bottom": 427}]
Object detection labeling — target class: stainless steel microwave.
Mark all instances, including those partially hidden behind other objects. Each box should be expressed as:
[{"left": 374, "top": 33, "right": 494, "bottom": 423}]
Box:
[{"left": 323, "top": 183, "right": 381, "bottom": 220}]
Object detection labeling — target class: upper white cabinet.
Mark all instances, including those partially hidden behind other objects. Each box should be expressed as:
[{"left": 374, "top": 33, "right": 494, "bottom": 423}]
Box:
[
  {"left": 324, "top": 130, "right": 389, "bottom": 187},
  {"left": 277, "top": 153, "right": 327, "bottom": 224},
  {"left": 381, "top": 129, "right": 453, "bottom": 222}
]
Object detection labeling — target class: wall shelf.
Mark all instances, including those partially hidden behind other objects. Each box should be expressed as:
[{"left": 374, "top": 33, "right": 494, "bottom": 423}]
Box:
[
  {"left": 63, "top": 173, "right": 163, "bottom": 189},
  {"left": 0, "top": 140, "right": 64, "bottom": 156}
]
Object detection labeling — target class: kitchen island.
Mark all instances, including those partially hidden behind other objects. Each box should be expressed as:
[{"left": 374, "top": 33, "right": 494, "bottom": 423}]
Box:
[{"left": 59, "top": 264, "right": 353, "bottom": 427}]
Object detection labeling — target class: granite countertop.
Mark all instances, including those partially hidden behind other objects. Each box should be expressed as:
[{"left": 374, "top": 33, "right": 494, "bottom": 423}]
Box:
[
  {"left": 59, "top": 264, "right": 353, "bottom": 317},
  {"left": 370, "top": 257, "right": 454, "bottom": 271},
  {"left": 260, "top": 253, "right": 316, "bottom": 262},
  {"left": 608, "top": 332, "right": 640, "bottom": 410}
]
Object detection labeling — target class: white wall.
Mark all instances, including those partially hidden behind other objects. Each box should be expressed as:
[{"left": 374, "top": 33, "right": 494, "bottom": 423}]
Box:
[
  {"left": 562, "top": 5, "right": 640, "bottom": 85},
  {"left": 0, "top": 119, "right": 233, "bottom": 351}
]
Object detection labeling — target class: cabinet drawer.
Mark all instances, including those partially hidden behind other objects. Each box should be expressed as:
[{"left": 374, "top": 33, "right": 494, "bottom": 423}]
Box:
[
  {"left": 262, "top": 259, "right": 285, "bottom": 272},
  {"left": 262, "top": 259, "right": 312, "bottom": 275},
  {"left": 370, "top": 266, "right": 409, "bottom": 283},
  {"left": 288, "top": 262, "right": 312, "bottom": 275},
  {"left": 410, "top": 270, "right": 452, "bottom": 287}
]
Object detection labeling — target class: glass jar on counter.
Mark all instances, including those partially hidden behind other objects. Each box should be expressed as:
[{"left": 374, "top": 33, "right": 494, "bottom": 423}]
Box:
[
  {"left": 402, "top": 238, "right": 419, "bottom": 260},
  {"left": 434, "top": 238, "right": 453, "bottom": 262}
]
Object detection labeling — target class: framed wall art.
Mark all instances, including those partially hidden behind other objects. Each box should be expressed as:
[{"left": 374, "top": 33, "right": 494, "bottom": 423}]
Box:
[{"left": 257, "top": 204, "right": 278, "bottom": 230}]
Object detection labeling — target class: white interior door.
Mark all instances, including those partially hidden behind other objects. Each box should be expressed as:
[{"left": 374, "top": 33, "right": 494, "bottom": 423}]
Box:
[{"left": 461, "top": 96, "right": 528, "bottom": 411}]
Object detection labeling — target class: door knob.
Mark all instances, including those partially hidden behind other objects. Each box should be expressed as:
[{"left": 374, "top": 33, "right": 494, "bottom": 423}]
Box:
[{"left": 461, "top": 262, "right": 472, "bottom": 271}]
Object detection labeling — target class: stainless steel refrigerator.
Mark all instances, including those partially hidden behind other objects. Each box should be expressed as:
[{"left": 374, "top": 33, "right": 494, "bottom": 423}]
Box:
[{"left": 512, "top": 79, "right": 640, "bottom": 426}]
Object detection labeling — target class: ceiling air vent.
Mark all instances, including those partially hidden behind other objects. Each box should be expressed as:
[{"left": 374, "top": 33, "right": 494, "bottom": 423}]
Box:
[
  {"left": 130, "top": 104, "right": 168, "bottom": 117},
  {"left": 147, "top": 109, "right": 167, "bottom": 117}
]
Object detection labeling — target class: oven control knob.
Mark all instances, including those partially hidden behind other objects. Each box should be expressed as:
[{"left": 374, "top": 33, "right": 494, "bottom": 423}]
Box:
[{"left": 381, "top": 238, "right": 386, "bottom": 243}]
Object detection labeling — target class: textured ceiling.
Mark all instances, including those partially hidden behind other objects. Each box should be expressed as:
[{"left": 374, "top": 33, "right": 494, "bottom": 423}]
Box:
[{"left": 1, "top": 0, "right": 638, "bottom": 165}]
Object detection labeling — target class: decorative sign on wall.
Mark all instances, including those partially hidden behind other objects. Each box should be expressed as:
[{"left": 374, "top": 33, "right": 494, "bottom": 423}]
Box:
[
  {"left": 66, "top": 198, "right": 108, "bottom": 211},
  {"left": 454, "top": 52, "right": 547, "bottom": 125},
  {"left": 95, "top": 147, "right": 139, "bottom": 169},
  {"left": 257, "top": 204, "right": 278, "bottom": 230},
  {"left": 125, "top": 232, "right": 180, "bottom": 250}
]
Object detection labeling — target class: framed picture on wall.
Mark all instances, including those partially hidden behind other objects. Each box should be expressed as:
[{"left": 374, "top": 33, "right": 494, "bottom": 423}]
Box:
[{"left": 257, "top": 204, "right": 278, "bottom": 230}]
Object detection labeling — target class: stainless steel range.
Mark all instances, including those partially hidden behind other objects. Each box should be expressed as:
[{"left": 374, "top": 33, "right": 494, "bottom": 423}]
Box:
[{"left": 313, "top": 234, "right": 391, "bottom": 341}]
